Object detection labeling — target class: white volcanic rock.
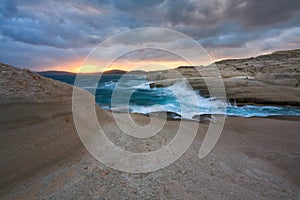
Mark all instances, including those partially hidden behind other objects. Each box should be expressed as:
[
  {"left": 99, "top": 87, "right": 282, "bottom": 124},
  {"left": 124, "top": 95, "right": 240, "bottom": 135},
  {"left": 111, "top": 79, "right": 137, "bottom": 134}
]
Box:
[{"left": 147, "top": 49, "right": 300, "bottom": 106}]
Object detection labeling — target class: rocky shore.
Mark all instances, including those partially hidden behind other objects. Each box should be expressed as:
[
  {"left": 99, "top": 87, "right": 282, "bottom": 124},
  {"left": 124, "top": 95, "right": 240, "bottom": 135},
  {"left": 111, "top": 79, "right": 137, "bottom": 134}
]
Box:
[
  {"left": 147, "top": 49, "right": 300, "bottom": 106},
  {"left": 0, "top": 62, "right": 299, "bottom": 199}
]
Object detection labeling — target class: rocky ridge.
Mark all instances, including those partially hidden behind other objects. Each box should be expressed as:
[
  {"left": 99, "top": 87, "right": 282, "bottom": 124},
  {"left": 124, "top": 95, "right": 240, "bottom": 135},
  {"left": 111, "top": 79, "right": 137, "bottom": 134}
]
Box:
[
  {"left": 0, "top": 62, "right": 73, "bottom": 104},
  {"left": 147, "top": 49, "right": 300, "bottom": 106}
]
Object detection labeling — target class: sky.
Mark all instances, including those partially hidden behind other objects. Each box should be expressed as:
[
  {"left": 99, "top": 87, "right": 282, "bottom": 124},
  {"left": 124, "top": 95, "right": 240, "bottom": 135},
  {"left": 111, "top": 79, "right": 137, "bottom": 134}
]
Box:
[{"left": 0, "top": 0, "right": 300, "bottom": 72}]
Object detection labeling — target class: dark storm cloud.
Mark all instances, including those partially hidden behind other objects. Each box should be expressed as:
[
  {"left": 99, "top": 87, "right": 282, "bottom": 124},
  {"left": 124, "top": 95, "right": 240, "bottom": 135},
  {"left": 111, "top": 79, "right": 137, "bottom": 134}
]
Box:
[
  {"left": 223, "top": 0, "right": 300, "bottom": 27},
  {"left": 156, "top": 0, "right": 300, "bottom": 48},
  {"left": 161, "top": 0, "right": 300, "bottom": 28},
  {"left": 0, "top": 0, "right": 132, "bottom": 49},
  {"left": 0, "top": 0, "right": 300, "bottom": 69},
  {"left": 0, "top": 0, "right": 18, "bottom": 17}
]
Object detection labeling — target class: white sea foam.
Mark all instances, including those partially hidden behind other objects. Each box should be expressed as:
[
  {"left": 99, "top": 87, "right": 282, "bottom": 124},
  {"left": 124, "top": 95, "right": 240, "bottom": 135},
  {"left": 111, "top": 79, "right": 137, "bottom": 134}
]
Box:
[{"left": 93, "top": 75, "right": 300, "bottom": 119}]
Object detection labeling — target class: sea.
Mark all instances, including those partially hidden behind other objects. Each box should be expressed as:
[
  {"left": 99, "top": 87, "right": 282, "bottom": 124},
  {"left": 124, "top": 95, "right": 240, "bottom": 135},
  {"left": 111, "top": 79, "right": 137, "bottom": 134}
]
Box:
[{"left": 42, "top": 74, "right": 300, "bottom": 119}]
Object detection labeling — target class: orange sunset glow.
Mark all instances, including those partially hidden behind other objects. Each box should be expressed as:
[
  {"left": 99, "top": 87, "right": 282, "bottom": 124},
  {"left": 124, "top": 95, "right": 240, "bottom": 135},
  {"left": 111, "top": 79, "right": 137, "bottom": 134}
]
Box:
[{"left": 47, "top": 59, "right": 204, "bottom": 73}]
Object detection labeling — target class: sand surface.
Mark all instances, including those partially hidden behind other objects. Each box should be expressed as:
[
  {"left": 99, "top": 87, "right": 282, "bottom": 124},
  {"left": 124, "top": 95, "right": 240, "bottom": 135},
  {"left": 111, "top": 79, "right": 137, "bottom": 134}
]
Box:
[{"left": 0, "top": 102, "right": 299, "bottom": 199}]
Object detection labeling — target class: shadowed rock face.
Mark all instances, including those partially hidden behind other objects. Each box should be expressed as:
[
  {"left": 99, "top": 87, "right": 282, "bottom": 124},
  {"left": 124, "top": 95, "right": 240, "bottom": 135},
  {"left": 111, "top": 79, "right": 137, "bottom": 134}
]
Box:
[{"left": 147, "top": 49, "right": 300, "bottom": 107}]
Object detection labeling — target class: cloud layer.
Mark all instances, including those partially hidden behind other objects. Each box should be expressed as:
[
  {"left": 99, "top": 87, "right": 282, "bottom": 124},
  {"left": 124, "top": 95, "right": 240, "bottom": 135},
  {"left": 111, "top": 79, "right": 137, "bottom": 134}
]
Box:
[{"left": 0, "top": 0, "right": 300, "bottom": 70}]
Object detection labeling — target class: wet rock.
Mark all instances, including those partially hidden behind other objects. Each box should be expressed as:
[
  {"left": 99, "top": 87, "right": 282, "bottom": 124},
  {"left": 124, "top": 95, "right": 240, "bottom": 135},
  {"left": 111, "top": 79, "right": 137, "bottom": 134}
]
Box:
[
  {"left": 148, "top": 111, "right": 181, "bottom": 120},
  {"left": 192, "top": 114, "right": 216, "bottom": 122}
]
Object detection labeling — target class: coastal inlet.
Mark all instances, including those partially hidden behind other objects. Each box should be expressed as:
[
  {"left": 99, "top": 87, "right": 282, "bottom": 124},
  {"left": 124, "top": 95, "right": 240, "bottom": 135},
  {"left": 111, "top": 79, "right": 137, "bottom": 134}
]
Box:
[{"left": 40, "top": 73, "right": 300, "bottom": 119}]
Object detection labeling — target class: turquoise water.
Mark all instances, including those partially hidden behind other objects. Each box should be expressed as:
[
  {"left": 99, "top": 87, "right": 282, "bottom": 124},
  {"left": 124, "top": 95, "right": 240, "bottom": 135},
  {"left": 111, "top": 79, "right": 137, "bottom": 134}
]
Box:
[{"left": 42, "top": 74, "right": 300, "bottom": 119}]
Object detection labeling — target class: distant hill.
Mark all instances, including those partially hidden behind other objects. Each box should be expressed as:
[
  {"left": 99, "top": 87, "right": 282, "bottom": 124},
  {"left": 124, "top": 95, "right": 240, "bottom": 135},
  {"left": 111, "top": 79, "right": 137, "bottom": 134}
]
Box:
[
  {"left": 37, "top": 69, "right": 128, "bottom": 76},
  {"left": 103, "top": 69, "right": 127, "bottom": 75},
  {"left": 37, "top": 70, "right": 75, "bottom": 76},
  {"left": 37, "top": 69, "right": 148, "bottom": 76}
]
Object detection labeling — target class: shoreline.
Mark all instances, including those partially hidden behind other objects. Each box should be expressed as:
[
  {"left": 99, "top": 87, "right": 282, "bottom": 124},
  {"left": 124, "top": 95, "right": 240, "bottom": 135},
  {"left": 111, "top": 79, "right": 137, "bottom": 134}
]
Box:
[{"left": 1, "top": 60, "right": 300, "bottom": 199}]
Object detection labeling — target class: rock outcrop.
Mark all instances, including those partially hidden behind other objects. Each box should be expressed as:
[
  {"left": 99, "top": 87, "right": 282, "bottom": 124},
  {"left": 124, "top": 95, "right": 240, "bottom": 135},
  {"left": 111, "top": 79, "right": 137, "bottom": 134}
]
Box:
[
  {"left": 0, "top": 62, "right": 88, "bottom": 189},
  {"left": 0, "top": 62, "right": 73, "bottom": 104},
  {"left": 147, "top": 49, "right": 300, "bottom": 106}
]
